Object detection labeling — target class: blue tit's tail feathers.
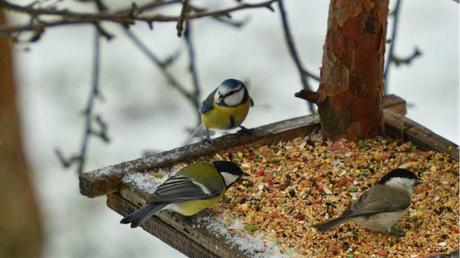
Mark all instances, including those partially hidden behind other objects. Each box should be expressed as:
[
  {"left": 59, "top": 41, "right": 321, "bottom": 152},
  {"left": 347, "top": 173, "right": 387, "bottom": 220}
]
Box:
[
  {"left": 120, "top": 203, "right": 167, "bottom": 228},
  {"left": 190, "top": 124, "right": 204, "bottom": 138},
  {"left": 313, "top": 216, "right": 350, "bottom": 233}
]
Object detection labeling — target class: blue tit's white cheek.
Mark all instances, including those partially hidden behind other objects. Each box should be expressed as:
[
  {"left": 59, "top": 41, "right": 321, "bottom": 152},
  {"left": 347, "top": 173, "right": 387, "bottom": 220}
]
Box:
[
  {"left": 223, "top": 89, "right": 244, "bottom": 107},
  {"left": 214, "top": 90, "right": 222, "bottom": 103}
]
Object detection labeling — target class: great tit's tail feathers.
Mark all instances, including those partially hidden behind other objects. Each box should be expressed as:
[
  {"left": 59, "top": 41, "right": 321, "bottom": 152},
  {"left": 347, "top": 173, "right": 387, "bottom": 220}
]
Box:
[
  {"left": 120, "top": 203, "right": 167, "bottom": 228},
  {"left": 313, "top": 216, "right": 349, "bottom": 233}
]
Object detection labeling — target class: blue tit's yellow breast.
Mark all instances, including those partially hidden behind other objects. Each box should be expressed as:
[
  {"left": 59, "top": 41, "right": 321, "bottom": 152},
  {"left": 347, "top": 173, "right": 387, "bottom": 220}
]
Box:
[
  {"left": 201, "top": 98, "right": 251, "bottom": 130},
  {"left": 174, "top": 193, "right": 225, "bottom": 216}
]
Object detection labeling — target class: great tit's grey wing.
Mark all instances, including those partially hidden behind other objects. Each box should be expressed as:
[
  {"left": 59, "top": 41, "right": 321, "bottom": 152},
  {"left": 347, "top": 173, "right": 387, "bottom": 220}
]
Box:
[
  {"left": 150, "top": 175, "right": 221, "bottom": 203},
  {"left": 343, "top": 185, "right": 411, "bottom": 218},
  {"left": 199, "top": 89, "right": 217, "bottom": 114}
]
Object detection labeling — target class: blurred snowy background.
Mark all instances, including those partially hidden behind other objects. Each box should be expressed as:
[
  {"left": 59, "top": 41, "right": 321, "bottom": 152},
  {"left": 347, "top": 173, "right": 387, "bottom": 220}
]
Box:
[{"left": 7, "top": 0, "right": 459, "bottom": 257}]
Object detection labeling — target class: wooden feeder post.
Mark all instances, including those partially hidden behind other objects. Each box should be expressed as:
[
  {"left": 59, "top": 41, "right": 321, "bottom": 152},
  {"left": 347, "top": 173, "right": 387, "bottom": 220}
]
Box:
[
  {"left": 297, "top": 0, "right": 389, "bottom": 140},
  {"left": 0, "top": 11, "right": 43, "bottom": 258}
]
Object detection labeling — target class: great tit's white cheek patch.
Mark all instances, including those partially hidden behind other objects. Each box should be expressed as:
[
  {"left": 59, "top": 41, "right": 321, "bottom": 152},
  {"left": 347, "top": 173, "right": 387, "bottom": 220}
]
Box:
[{"left": 221, "top": 172, "right": 240, "bottom": 187}]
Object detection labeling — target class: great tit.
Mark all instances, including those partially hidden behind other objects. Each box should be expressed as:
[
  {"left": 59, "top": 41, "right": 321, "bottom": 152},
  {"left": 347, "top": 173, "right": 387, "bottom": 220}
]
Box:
[
  {"left": 314, "top": 169, "right": 421, "bottom": 235},
  {"left": 120, "top": 160, "right": 246, "bottom": 228},
  {"left": 200, "top": 79, "right": 254, "bottom": 141}
]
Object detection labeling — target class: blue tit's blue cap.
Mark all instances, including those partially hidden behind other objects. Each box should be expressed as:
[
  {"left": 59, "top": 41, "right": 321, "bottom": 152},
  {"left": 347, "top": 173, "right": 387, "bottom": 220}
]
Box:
[{"left": 221, "top": 79, "right": 244, "bottom": 90}]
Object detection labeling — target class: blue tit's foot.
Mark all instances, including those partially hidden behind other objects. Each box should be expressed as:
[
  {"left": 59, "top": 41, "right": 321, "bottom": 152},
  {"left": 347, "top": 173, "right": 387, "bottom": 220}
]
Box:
[
  {"left": 238, "top": 126, "right": 254, "bottom": 135},
  {"left": 204, "top": 137, "right": 214, "bottom": 144},
  {"left": 203, "top": 128, "right": 214, "bottom": 144}
]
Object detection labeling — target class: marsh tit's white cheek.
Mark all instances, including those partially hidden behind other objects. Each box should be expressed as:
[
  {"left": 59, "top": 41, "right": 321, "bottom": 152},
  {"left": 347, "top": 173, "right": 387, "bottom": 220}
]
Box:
[
  {"left": 384, "top": 177, "right": 416, "bottom": 194},
  {"left": 223, "top": 89, "right": 244, "bottom": 106}
]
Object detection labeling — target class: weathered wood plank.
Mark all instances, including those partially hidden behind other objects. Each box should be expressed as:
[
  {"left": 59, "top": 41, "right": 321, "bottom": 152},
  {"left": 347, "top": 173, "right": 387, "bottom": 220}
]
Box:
[
  {"left": 384, "top": 110, "right": 459, "bottom": 161},
  {"left": 80, "top": 95, "right": 407, "bottom": 197},
  {"left": 382, "top": 94, "right": 407, "bottom": 115},
  {"left": 107, "top": 193, "right": 222, "bottom": 258},
  {"left": 80, "top": 114, "right": 320, "bottom": 197},
  {"left": 113, "top": 188, "right": 250, "bottom": 258},
  {"left": 84, "top": 94, "right": 460, "bottom": 258}
]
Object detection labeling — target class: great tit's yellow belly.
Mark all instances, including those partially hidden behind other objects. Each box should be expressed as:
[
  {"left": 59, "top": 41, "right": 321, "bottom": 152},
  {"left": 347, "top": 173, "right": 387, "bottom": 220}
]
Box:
[
  {"left": 173, "top": 194, "right": 224, "bottom": 216},
  {"left": 201, "top": 99, "right": 251, "bottom": 130}
]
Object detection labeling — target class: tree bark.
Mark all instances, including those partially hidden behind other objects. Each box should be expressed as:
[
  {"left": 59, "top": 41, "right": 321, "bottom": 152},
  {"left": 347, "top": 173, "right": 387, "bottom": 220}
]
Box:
[
  {"left": 0, "top": 12, "right": 43, "bottom": 258},
  {"left": 313, "top": 0, "right": 389, "bottom": 140}
]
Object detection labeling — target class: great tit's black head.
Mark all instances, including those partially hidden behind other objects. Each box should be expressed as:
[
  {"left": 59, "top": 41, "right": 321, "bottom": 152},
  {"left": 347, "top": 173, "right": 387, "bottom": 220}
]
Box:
[
  {"left": 379, "top": 169, "right": 421, "bottom": 192},
  {"left": 212, "top": 160, "right": 246, "bottom": 187},
  {"left": 214, "top": 79, "right": 247, "bottom": 107}
]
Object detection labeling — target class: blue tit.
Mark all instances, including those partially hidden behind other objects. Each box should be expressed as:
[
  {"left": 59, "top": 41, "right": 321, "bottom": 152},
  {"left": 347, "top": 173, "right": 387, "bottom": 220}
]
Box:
[
  {"left": 200, "top": 79, "right": 254, "bottom": 141},
  {"left": 120, "top": 160, "right": 246, "bottom": 228},
  {"left": 314, "top": 169, "right": 421, "bottom": 236}
]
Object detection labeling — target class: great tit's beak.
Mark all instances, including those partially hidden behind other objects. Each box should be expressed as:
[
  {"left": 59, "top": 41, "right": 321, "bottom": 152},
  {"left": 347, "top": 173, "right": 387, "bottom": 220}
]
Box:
[
  {"left": 240, "top": 172, "right": 251, "bottom": 180},
  {"left": 415, "top": 178, "right": 423, "bottom": 186}
]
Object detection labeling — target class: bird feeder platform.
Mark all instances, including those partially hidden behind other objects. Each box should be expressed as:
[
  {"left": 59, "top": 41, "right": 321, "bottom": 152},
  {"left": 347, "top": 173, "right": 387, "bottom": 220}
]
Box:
[{"left": 79, "top": 95, "right": 459, "bottom": 257}]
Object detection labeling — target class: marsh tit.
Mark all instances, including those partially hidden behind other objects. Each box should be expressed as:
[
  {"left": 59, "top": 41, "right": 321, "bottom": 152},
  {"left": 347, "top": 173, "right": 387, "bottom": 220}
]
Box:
[{"left": 314, "top": 169, "right": 421, "bottom": 235}]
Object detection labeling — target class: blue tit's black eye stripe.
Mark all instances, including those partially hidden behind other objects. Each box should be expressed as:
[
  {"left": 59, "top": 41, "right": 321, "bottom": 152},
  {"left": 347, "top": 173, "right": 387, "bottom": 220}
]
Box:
[{"left": 221, "top": 87, "right": 241, "bottom": 98}]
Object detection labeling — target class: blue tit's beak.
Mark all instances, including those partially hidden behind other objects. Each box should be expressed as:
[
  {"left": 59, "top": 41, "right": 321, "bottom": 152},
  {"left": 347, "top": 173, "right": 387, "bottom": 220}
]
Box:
[{"left": 217, "top": 94, "right": 224, "bottom": 105}]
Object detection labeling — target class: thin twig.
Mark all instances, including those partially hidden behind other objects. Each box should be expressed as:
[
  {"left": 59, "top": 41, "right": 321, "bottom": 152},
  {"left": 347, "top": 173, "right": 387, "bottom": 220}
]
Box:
[
  {"left": 184, "top": 21, "right": 201, "bottom": 126},
  {"left": 123, "top": 29, "right": 200, "bottom": 110},
  {"left": 277, "top": 0, "right": 317, "bottom": 112},
  {"left": 384, "top": 0, "right": 402, "bottom": 93},
  {"left": 0, "top": 0, "right": 278, "bottom": 38},
  {"left": 55, "top": 28, "right": 108, "bottom": 174},
  {"left": 55, "top": 0, "right": 110, "bottom": 173},
  {"left": 384, "top": 0, "right": 421, "bottom": 94},
  {"left": 392, "top": 47, "right": 422, "bottom": 66},
  {"left": 115, "top": 0, "right": 181, "bottom": 15},
  {"left": 176, "top": 0, "right": 189, "bottom": 37},
  {"left": 211, "top": 16, "right": 249, "bottom": 28},
  {"left": 76, "top": 28, "right": 103, "bottom": 174}
]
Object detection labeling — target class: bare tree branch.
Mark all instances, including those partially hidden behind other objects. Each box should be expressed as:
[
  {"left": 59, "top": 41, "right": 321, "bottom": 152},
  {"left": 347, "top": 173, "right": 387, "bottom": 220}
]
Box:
[
  {"left": 184, "top": 21, "right": 201, "bottom": 125},
  {"left": 0, "top": 0, "right": 278, "bottom": 38},
  {"left": 384, "top": 0, "right": 402, "bottom": 93},
  {"left": 123, "top": 29, "right": 200, "bottom": 110},
  {"left": 392, "top": 47, "right": 422, "bottom": 66},
  {"left": 277, "top": 0, "right": 318, "bottom": 112},
  {"left": 383, "top": 0, "right": 422, "bottom": 94},
  {"left": 210, "top": 16, "right": 249, "bottom": 28},
  {"left": 176, "top": 0, "right": 189, "bottom": 37},
  {"left": 55, "top": 28, "right": 109, "bottom": 174}
]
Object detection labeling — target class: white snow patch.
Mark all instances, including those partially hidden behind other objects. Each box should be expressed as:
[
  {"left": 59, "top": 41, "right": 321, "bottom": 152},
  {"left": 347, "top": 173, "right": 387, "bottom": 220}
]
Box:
[
  {"left": 121, "top": 173, "right": 161, "bottom": 194},
  {"left": 85, "top": 165, "right": 113, "bottom": 178},
  {"left": 194, "top": 215, "right": 294, "bottom": 258},
  {"left": 120, "top": 165, "right": 184, "bottom": 194}
]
